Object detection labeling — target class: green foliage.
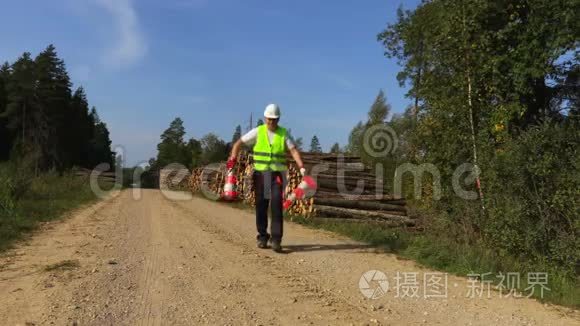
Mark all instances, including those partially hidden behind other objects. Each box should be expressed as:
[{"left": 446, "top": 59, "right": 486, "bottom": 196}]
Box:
[
  {"left": 373, "top": 0, "right": 580, "bottom": 293},
  {"left": 187, "top": 137, "right": 203, "bottom": 169},
  {"left": 200, "top": 133, "right": 227, "bottom": 164},
  {"left": 330, "top": 142, "right": 341, "bottom": 154},
  {"left": 367, "top": 89, "right": 390, "bottom": 125},
  {"left": 484, "top": 121, "right": 580, "bottom": 277},
  {"left": 309, "top": 135, "right": 322, "bottom": 153},
  {"left": 346, "top": 89, "right": 392, "bottom": 157},
  {"left": 294, "top": 137, "right": 303, "bottom": 151},
  {"left": 0, "top": 45, "right": 114, "bottom": 171},
  {"left": 231, "top": 125, "right": 242, "bottom": 143},
  {"left": 346, "top": 121, "right": 364, "bottom": 155},
  {"left": 156, "top": 118, "right": 189, "bottom": 169},
  {"left": 0, "top": 62, "right": 12, "bottom": 161},
  {"left": 0, "top": 173, "right": 16, "bottom": 215},
  {"left": 88, "top": 107, "right": 114, "bottom": 169},
  {"left": 0, "top": 166, "right": 102, "bottom": 251}
]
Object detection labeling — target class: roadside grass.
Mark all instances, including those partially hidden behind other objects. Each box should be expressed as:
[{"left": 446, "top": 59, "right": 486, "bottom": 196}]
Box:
[{"left": 0, "top": 167, "right": 114, "bottom": 252}]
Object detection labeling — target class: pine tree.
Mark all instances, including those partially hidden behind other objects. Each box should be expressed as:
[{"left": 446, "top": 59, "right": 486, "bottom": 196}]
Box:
[
  {"left": 256, "top": 119, "right": 264, "bottom": 126},
  {"left": 309, "top": 135, "right": 322, "bottom": 153},
  {"left": 3, "top": 52, "right": 47, "bottom": 171},
  {"left": 294, "top": 137, "right": 303, "bottom": 151},
  {"left": 88, "top": 107, "right": 114, "bottom": 169},
  {"left": 330, "top": 142, "right": 340, "bottom": 153},
  {"left": 367, "top": 89, "right": 390, "bottom": 125},
  {"left": 0, "top": 62, "right": 12, "bottom": 161},
  {"left": 231, "top": 125, "right": 242, "bottom": 143},
  {"left": 156, "top": 118, "right": 188, "bottom": 168},
  {"left": 0, "top": 46, "right": 114, "bottom": 171},
  {"left": 34, "top": 44, "right": 72, "bottom": 170},
  {"left": 69, "top": 87, "right": 93, "bottom": 167},
  {"left": 346, "top": 121, "right": 364, "bottom": 155}
]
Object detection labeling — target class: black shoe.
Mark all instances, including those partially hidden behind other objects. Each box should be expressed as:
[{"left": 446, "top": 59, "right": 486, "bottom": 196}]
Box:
[
  {"left": 271, "top": 240, "right": 282, "bottom": 253},
  {"left": 257, "top": 238, "right": 268, "bottom": 249},
  {"left": 257, "top": 234, "right": 270, "bottom": 249}
]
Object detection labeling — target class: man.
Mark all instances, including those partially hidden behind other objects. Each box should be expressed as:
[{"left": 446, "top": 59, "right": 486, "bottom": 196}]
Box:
[{"left": 228, "top": 104, "right": 305, "bottom": 252}]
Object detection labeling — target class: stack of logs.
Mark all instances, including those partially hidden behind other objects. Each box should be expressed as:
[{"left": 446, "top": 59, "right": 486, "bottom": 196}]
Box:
[
  {"left": 160, "top": 168, "right": 191, "bottom": 190},
  {"left": 189, "top": 152, "right": 254, "bottom": 201},
  {"left": 187, "top": 151, "right": 416, "bottom": 227}
]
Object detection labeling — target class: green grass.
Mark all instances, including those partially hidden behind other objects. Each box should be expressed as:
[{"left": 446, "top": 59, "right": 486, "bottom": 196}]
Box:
[{"left": 0, "top": 169, "right": 114, "bottom": 252}]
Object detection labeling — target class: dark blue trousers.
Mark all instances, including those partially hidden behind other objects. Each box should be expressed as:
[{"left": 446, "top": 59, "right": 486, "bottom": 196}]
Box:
[{"left": 253, "top": 171, "right": 284, "bottom": 242}]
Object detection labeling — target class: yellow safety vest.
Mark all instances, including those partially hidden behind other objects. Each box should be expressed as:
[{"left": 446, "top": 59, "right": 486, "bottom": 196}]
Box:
[{"left": 253, "top": 125, "right": 287, "bottom": 171}]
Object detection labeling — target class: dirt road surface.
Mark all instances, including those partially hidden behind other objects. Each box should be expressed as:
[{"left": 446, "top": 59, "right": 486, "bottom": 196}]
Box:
[{"left": 0, "top": 190, "right": 578, "bottom": 325}]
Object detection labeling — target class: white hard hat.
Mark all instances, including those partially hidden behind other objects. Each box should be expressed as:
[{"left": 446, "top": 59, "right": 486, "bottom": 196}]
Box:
[{"left": 264, "top": 103, "right": 281, "bottom": 119}]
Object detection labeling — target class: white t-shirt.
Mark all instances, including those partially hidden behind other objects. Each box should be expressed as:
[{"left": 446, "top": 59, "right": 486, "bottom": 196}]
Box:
[{"left": 241, "top": 127, "right": 295, "bottom": 150}]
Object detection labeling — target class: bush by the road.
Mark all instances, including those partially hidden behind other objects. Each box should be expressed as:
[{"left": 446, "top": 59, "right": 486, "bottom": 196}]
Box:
[{"left": 0, "top": 163, "right": 112, "bottom": 251}]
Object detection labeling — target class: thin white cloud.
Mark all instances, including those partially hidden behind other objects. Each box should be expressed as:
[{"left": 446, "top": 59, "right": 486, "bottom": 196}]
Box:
[{"left": 96, "top": 0, "right": 147, "bottom": 69}]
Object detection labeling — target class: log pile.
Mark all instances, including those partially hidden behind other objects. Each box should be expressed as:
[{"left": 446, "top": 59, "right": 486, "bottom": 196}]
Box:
[
  {"left": 188, "top": 151, "right": 416, "bottom": 228},
  {"left": 160, "top": 168, "right": 191, "bottom": 191},
  {"left": 286, "top": 153, "right": 414, "bottom": 227},
  {"left": 188, "top": 151, "right": 253, "bottom": 201}
]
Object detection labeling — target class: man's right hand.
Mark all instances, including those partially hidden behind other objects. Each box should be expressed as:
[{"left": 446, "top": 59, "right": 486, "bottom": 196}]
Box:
[{"left": 226, "top": 157, "right": 236, "bottom": 170}]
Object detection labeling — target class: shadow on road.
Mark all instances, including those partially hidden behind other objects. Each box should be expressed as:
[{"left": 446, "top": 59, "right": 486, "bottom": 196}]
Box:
[{"left": 282, "top": 243, "right": 376, "bottom": 254}]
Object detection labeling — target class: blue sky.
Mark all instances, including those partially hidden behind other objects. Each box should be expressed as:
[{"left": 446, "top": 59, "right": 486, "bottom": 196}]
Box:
[{"left": 0, "top": 0, "right": 421, "bottom": 166}]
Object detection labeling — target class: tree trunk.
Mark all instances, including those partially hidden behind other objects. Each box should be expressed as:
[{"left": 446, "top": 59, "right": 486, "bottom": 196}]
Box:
[
  {"left": 314, "top": 205, "right": 414, "bottom": 224},
  {"left": 313, "top": 190, "right": 405, "bottom": 202},
  {"left": 313, "top": 198, "right": 407, "bottom": 212},
  {"left": 462, "top": 2, "right": 486, "bottom": 213},
  {"left": 311, "top": 217, "right": 415, "bottom": 228}
]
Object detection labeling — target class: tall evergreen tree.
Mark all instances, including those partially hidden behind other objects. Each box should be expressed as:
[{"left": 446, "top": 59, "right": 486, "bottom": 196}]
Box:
[
  {"left": 330, "top": 142, "right": 341, "bottom": 153},
  {"left": 346, "top": 121, "right": 364, "bottom": 155},
  {"left": 256, "top": 119, "right": 264, "bottom": 126},
  {"left": 2, "top": 52, "right": 47, "bottom": 170},
  {"left": 34, "top": 44, "right": 72, "bottom": 170},
  {"left": 294, "top": 137, "right": 303, "bottom": 151},
  {"left": 88, "top": 107, "right": 114, "bottom": 169},
  {"left": 0, "top": 45, "right": 114, "bottom": 171},
  {"left": 231, "top": 125, "right": 242, "bottom": 143},
  {"left": 156, "top": 117, "right": 188, "bottom": 168},
  {"left": 309, "top": 135, "right": 322, "bottom": 153},
  {"left": 367, "top": 89, "right": 390, "bottom": 125},
  {"left": 69, "top": 87, "right": 93, "bottom": 167},
  {"left": 0, "top": 62, "right": 12, "bottom": 161}
]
